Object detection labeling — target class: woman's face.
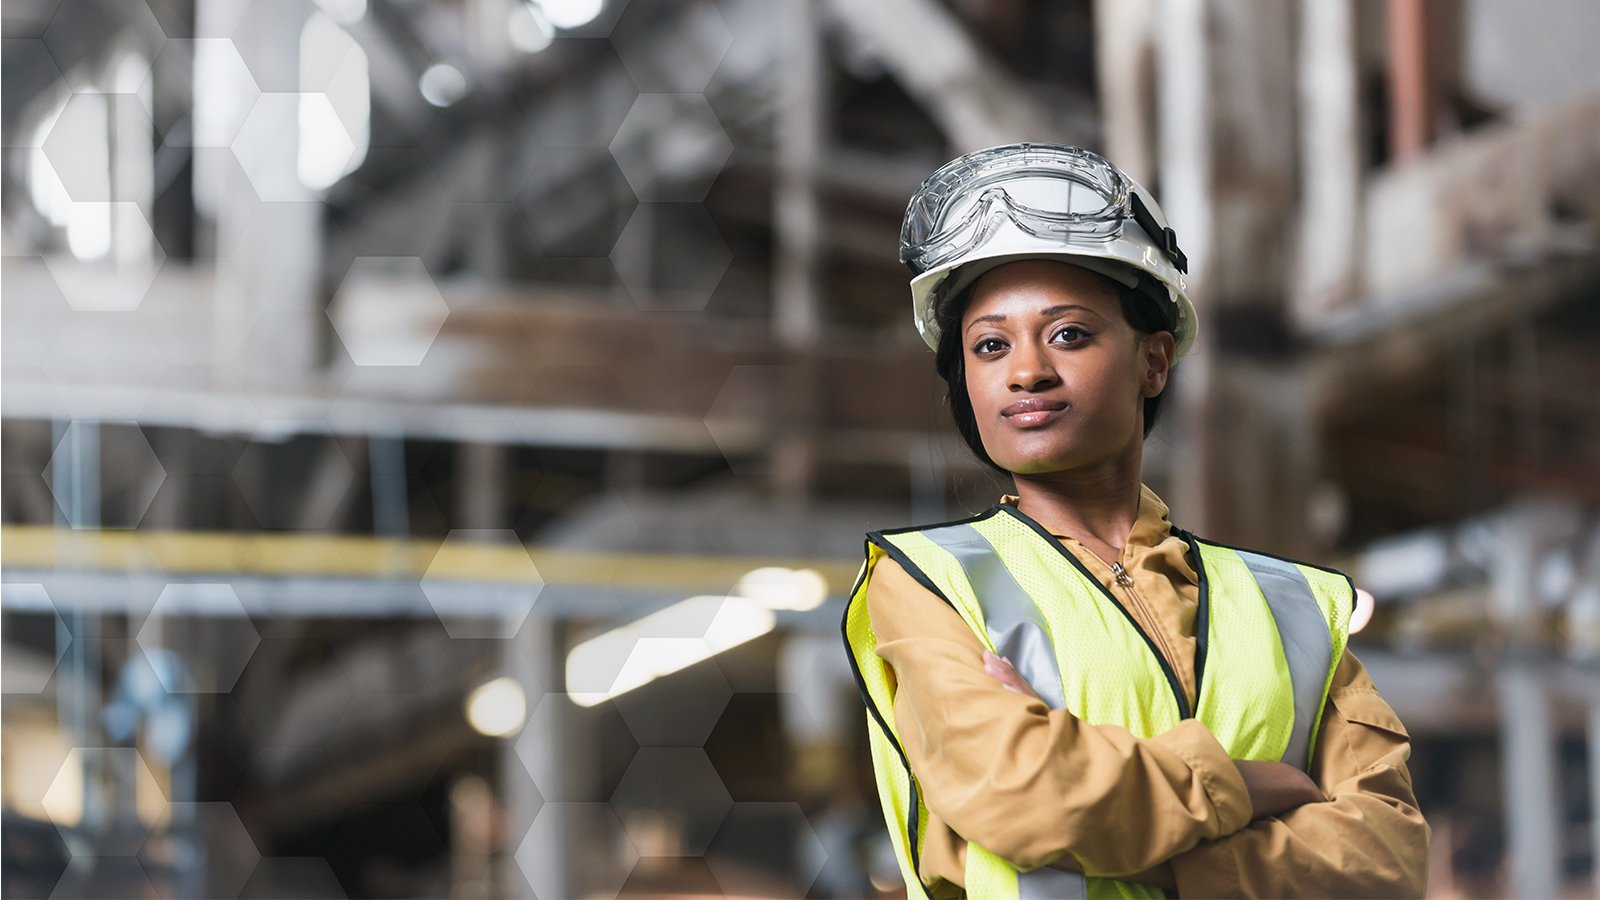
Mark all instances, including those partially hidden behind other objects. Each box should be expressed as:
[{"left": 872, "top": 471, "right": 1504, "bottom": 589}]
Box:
[{"left": 960, "top": 259, "right": 1174, "bottom": 475}]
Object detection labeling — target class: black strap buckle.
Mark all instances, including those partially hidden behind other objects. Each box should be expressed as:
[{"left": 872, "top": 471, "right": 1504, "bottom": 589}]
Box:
[{"left": 1130, "top": 191, "right": 1188, "bottom": 274}]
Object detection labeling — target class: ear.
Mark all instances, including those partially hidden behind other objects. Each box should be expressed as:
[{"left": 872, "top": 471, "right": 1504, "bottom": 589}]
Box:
[{"left": 1140, "top": 331, "right": 1176, "bottom": 398}]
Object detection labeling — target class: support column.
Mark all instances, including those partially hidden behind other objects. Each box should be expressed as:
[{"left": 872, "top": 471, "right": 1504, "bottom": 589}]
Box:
[
  {"left": 458, "top": 441, "right": 509, "bottom": 530},
  {"left": 502, "top": 614, "right": 563, "bottom": 899},
  {"left": 1497, "top": 665, "right": 1559, "bottom": 900},
  {"left": 1494, "top": 497, "right": 1565, "bottom": 900},
  {"left": 1591, "top": 696, "right": 1600, "bottom": 899},
  {"left": 1154, "top": 0, "right": 1215, "bottom": 532},
  {"left": 1292, "top": 0, "right": 1362, "bottom": 322},
  {"left": 201, "top": 0, "right": 324, "bottom": 385},
  {"left": 53, "top": 418, "right": 107, "bottom": 831},
  {"left": 1093, "top": 0, "right": 1158, "bottom": 185},
  {"left": 1387, "top": 0, "right": 1431, "bottom": 163},
  {"left": 771, "top": 0, "right": 824, "bottom": 505}
]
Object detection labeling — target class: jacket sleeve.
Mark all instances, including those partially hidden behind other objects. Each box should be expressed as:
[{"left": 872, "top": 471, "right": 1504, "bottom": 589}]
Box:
[
  {"left": 865, "top": 553, "right": 1254, "bottom": 877},
  {"left": 1165, "top": 646, "right": 1431, "bottom": 898}
]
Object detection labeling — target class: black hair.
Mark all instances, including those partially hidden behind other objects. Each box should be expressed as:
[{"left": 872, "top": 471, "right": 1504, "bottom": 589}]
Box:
[{"left": 931, "top": 265, "right": 1179, "bottom": 475}]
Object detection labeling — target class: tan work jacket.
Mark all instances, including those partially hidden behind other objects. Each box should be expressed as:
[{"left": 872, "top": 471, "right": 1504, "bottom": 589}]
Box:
[{"left": 864, "top": 483, "right": 1430, "bottom": 898}]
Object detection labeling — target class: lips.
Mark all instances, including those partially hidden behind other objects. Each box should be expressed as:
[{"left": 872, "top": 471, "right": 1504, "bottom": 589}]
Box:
[
  {"left": 1001, "top": 397, "right": 1069, "bottom": 428},
  {"left": 1002, "top": 398, "right": 1069, "bottom": 417}
]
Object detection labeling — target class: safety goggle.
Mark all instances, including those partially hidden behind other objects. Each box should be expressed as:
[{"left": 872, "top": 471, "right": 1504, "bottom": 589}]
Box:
[{"left": 899, "top": 144, "right": 1187, "bottom": 276}]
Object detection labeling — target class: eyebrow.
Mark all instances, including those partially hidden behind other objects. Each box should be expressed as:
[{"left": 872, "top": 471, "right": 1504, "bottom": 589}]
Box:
[{"left": 965, "top": 304, "right": 1099, "bottom": 335}]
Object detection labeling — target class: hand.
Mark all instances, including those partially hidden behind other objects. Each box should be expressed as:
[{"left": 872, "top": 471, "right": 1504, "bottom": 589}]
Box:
[
  {"left": 983, "top": 650, "right": 1043, "bottom": 703},
  {"left": 1234, "top": 759, "right": 1325, "bottom": 819}
]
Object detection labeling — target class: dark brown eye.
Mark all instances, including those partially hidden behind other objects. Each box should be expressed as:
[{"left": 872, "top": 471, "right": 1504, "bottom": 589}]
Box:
[{"left": 1052, "top": 326, "right": 1088, "bottom": 344}]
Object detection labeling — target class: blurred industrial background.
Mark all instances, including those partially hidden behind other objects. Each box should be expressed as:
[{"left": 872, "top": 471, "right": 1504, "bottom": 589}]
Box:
[{"left": 2, "top": 0, "right": 1598, "bottom": 897}]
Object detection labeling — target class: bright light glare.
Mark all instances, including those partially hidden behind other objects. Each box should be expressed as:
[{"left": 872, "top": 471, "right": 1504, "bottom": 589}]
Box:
[
  {"left": 465, "top": 676, "right": 527, "bottom": 737},
  {"left": 510, "top": 4, "right": 554, "bottom": 53},
  {"left": 738, "top": 566, "right": 829, "bottom": 611},
  {"left": 299, "top": 13, "right": 369, "bottom": 191},
  {"left": 566, "top": 595, "right": 775, "bottom": 707},
  {"left": 1350, "top": 587, "right": 1375, "bottom": 634},
  {"left": 540, "top": 0, "right": 603, "bottom": 29},
  {"left": 419, "top": 63, "right": 468, "bottom": 107}
]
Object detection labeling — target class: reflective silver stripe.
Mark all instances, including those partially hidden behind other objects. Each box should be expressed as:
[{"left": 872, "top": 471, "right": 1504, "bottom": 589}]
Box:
[
  {"left": 1019, "top": 866, "right": 1090, "bottom": 899},
  {"left": 922, "top": 522, "right": 1067, "bottom": 711},
  {"left": 923, "top": 522, "right": 1089, "bottom": 899},
  {"left": 1234, "top": 549, "right": 1333, "bottom": 770}
]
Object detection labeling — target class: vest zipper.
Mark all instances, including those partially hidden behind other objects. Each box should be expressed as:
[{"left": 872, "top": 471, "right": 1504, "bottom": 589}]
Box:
[
  {"left": 1107, "top": 560, "right": 1192, "bottom": 716},
  {"left": 1110, "top": 560, "right": 1134, "bottom": 586}
]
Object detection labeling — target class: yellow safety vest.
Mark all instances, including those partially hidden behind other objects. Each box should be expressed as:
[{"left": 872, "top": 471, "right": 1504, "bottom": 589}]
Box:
[{"left": 841, "top": 503, "right": 1352, "bottom": 899}]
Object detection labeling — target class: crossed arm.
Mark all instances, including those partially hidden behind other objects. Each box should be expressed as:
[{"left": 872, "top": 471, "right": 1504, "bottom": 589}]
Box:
[{"left": 868, "top": 555, "right": 1430, "bottom": 898}]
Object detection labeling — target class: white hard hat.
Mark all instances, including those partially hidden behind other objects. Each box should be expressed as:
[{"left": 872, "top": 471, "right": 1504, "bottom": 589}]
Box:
[{"left": 900, "top": 143, "right": 1197, "bottom": 358}]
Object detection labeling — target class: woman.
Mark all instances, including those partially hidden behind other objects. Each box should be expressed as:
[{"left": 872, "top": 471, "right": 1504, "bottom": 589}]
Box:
[{"left": 841, "top": 145, "right": 1429, "bottom": 899}]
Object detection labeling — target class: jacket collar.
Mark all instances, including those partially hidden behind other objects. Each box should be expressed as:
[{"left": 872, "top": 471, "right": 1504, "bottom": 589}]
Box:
[{"left": 998, "top": 482, "right": 1174, "bottom": 548}]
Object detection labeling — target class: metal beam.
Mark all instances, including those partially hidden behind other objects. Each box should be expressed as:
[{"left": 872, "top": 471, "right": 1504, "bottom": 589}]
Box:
[{"left": 823, "top": 0, "right": 1093, "bottom": 152}]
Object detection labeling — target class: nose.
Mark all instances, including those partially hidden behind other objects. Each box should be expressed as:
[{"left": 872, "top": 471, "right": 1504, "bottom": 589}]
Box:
[{"left": 1007, "top": 339, "right": 1059, "bottom": 392}]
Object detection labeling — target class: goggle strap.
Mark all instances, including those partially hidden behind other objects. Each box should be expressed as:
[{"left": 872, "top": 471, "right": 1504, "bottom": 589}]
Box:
[{"left": 1131, "top": 191, "right": 1189, "bottom": 274}]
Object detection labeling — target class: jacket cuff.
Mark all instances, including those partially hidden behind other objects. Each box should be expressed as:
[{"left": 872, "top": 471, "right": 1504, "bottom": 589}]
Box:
[{"left": 1151, "top": 718, "right": 1253, "bottom": 838}]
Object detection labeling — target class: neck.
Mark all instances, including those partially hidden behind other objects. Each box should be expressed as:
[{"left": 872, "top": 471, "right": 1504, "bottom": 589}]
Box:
[{"left": 1009, "top": 448, "right": 1144, "bottom": 549}]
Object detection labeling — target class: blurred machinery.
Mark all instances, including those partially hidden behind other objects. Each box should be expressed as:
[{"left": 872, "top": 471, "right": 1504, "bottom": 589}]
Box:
[{"left": 2, "top": 0, "right": 1599, "bottom": 897}]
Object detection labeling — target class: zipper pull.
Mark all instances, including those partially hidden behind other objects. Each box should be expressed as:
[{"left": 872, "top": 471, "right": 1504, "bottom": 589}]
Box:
[{"left": 1110, "top": 561, "right": 1134, "bottom": 587}]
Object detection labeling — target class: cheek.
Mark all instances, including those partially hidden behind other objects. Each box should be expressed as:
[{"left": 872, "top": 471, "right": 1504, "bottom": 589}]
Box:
[{"left": 964, "top": 366, "right": 1009, "bottom": 418}]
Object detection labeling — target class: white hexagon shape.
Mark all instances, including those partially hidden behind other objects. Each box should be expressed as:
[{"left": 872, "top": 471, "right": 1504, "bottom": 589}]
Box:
[
  {"left": 51, "top": 857, "right": 160, "bottom": 899},
  {"left": 229, "top": 424, "right": 355, "bottom": 531},
  {"left": 539, "top": 45, "right": 638, "bottom": 148},
  {"left": 610, "top": 203, "right": 732, "bottom": 311},
  {"left": 0, "top": 585, "right": 71, "bottom": 694},
  {"left": 612, "top": 653, "right": 732, "bottom": 747},
  {"left": 189, "top": 147, "right": 264, "bottom": 256},
  {"left": 227, "top": 0, "right": 316, "bottom": 92},
  {"left": 5, "top": 3, "right": 64, "bottom": 40},
  {"left": 40, "top": 310, "right": 169, "bottom": 420},
  {"left": 43, "top": 747, "right": 165, "bottom": 854},
  {"left": 703, "top": 365, "right": 784, "bottom": 474},
  {"left": 517, "top": 692, "right": 637, "bottom": 803},
  {"left": 141, "top": 39, "right": 262, "bottom": 147},
  {"left": 609, "top": 747, "right": 732, "bottom": 856},
  {"left": 419, "top": 529, "right": 545, "bottom": 639},
  {"left": 41, "top": 206, "right": 166, "bottom": 311},
  {"left": 42, "top": 420, "right": 167, "bottom": 530},
  {"left": 2, "top": 256, "right": 70, "bottom": 366},
  {"left": 516, "top": 802, "right": 639, "bottom": 900},
  {"left": 237, "top": 856, "right": 345, "bottom": 898},
  {"left": 611, "top": 0, "right": 732, "bottom": 92},
  {"left": 608, "top": 94, "right": 732, "bottom": 203},
  {"left": 705, "top": 801, "right": 828, "bottom": 897},
  {"left": 231, "top": 93, "right": 353, "bottom": 202},
  {"left": 135, "top": 583, "right": 260, "bottom": 692},
  {"left": 43, "top": 0, "right": 167, "bottom": 93},
  {"left": 2, "top": 39, "right": 69, "bottom": 149},
  {"left": 41, "top": 93, "right": 153, "bottom": 202},
  {"left": 517, "top": 144, "right": 639, "bottom": 258},
  {"left": 327, "top": 256, "right": 451, "bottom": 367},
  {"left": 139, "top": 801, "right": 261, "bottom": 900}
]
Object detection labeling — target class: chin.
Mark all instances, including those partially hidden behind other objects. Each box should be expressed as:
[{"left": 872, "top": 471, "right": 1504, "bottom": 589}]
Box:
[{"left": 993, "top": 444, "right": 1079, "bottom": 475}]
